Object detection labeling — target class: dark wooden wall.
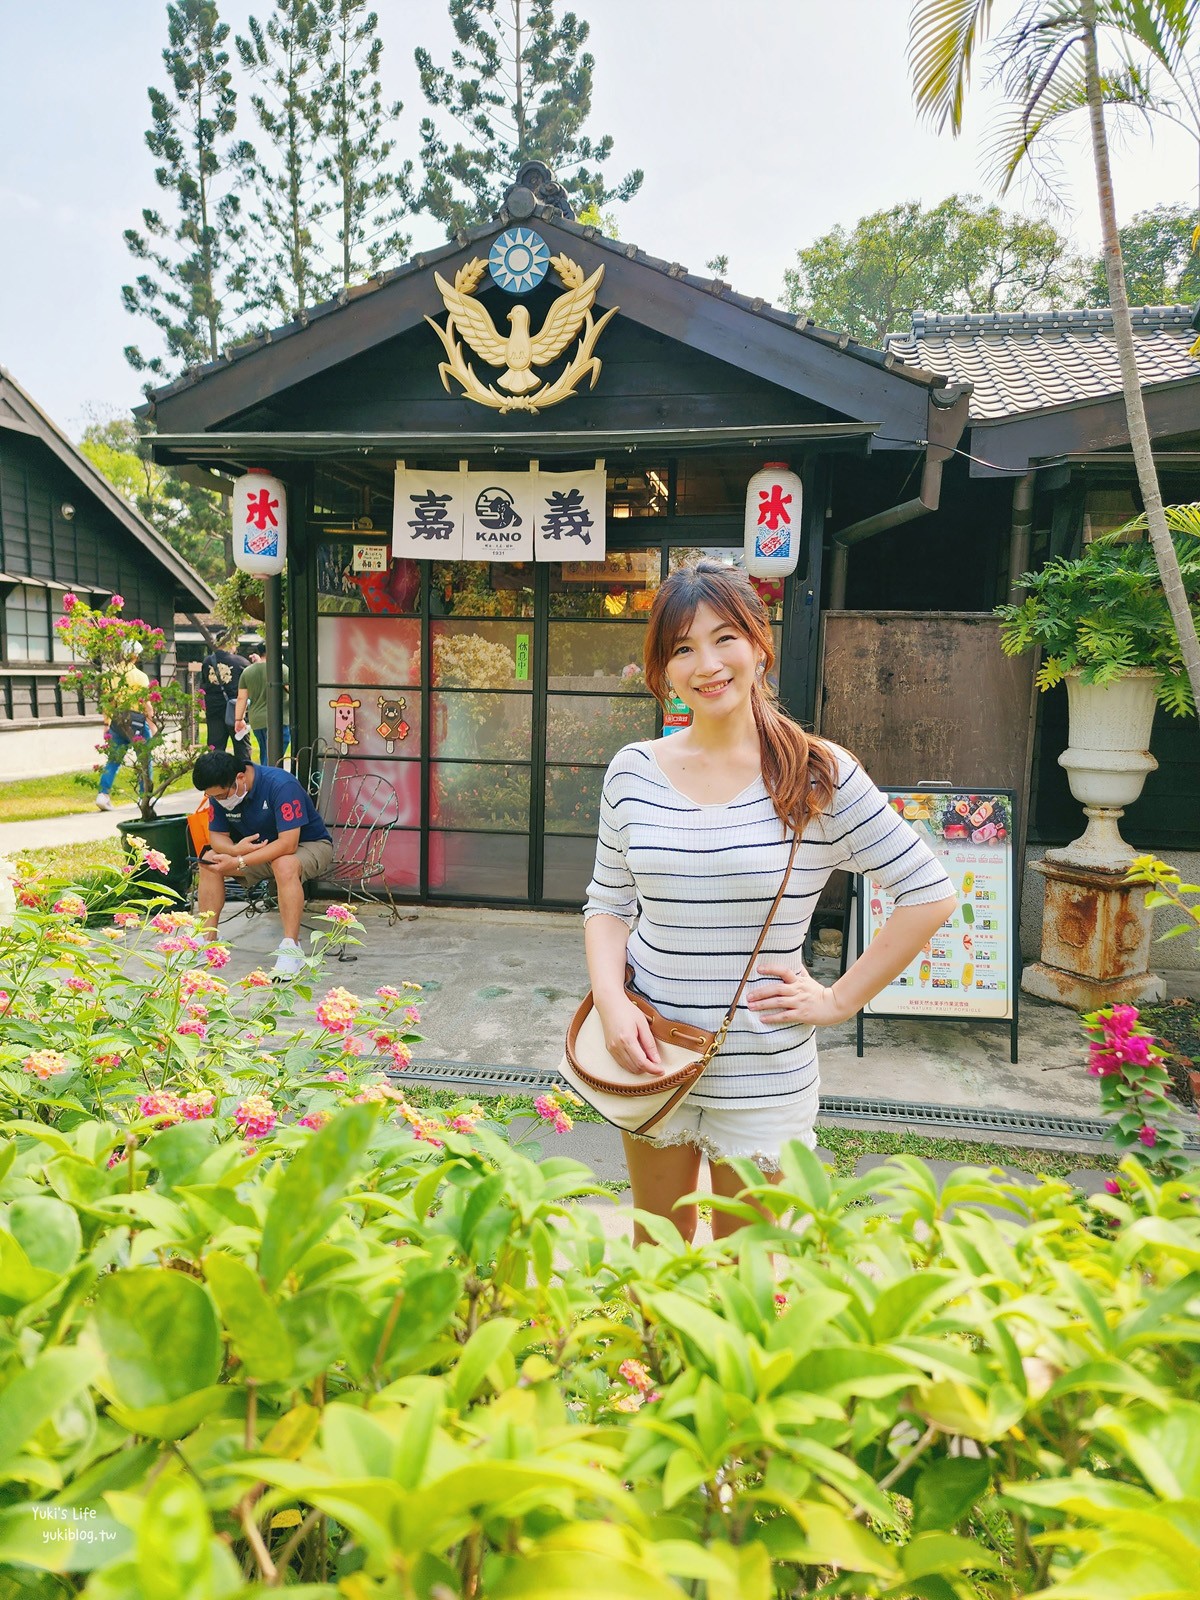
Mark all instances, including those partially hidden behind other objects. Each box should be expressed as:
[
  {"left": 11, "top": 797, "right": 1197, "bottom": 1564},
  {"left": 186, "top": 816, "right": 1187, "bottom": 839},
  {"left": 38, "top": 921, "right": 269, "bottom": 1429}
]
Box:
[
  {"left": 0, "top": 433, "right": 178, "bottom": 724},
  {"left": 229, "top": 313, "right": 834, "bottom": 438}
]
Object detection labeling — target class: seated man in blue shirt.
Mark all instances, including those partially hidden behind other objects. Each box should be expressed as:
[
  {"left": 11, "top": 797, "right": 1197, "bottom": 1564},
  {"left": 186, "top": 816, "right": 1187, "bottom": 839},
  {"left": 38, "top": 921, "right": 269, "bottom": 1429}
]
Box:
[{"left": 192, "top": 749, "right": 335, "bottom": 980}]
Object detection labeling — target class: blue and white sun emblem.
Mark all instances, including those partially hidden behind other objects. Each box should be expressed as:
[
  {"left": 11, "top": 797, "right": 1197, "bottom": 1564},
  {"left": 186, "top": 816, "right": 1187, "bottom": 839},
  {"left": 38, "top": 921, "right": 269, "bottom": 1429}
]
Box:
[{"left": 488, "top": 228, "right": 550, "bottom": 294}]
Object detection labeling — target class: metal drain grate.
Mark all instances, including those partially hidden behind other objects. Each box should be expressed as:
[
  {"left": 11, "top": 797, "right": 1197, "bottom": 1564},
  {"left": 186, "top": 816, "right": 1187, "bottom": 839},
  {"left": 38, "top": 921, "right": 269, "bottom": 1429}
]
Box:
[{"left": 399, "top": 1059, "right": 1200, "bottom": 1149}]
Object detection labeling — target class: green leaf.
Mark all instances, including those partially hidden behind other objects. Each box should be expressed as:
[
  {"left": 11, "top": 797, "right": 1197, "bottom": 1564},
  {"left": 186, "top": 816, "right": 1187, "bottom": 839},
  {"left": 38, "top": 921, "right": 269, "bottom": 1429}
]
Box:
[
  {"left": 0, "top": 1347, "right": 101, "bottom": 1476},
  {"left": 375, "top": 1267, "right": 462, "bottom": 1375},
  {"left": 1097, "top": 1401, "right": 1200, "bottom": 1499},
  {"left": 93, "top": 1269, "right": 221, "bottom": 1411},
  {"left": 901, "top": 1531, "right": 1002, "bottom": 1578},
  {"left": 135, "top": 1473, "right": 213, "bottom": 1599},
  {"left": 797, "top": 1502, "right": 902, "bottom": 1579},
  {"left": 7, "top": 1196, "right": 82, "bottom": 1276},
  {"left": 322, "top": 1402, "right": 396, "bottom": 1480},
  {"left": 661, "top": 1448, "right": 708, "bottom": 1509},
  {"left": 262, "top": 1402, "right": 322, "bottom": 1460},
  {"left": 144, "top": 1122, "right": 216, "bottom": 1189},
  {"left": 106, "top": 1385, "right": 237, "bottom": 1442},
  {"left": 0, "top": 1230, "right": 59, "bottom": 1311},
  {"left": 257, "top": 1104, "right": 375, "bottom": 1288},
  {"left": 911, "top": 1456, "right": 992, "bottom": 1534},
  {"left": 450, "top": 1317, "right": 520, "bottom": 1410},
  {"left": 204, "top": 1251, "right": 294, "bottom": 1384}
]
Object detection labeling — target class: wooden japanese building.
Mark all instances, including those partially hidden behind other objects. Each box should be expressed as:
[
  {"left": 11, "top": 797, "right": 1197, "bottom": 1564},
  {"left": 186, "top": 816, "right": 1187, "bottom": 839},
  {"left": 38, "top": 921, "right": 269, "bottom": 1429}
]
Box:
[
  {"left": 0, "top": 367, "right": 215, "bottom": 779},
  {"left": 143, "top": 168, "right": 1199, "bottom": 913}
]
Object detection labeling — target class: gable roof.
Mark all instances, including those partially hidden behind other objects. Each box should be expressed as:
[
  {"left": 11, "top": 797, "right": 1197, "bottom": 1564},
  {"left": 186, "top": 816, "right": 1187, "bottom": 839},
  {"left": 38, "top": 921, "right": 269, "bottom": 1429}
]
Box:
[
  {"left": 142, "top": 207, "right": 968, "bottom": 454},
  {"left": 885, "top": 305, "right": 1200, "bottom": 423},
  {"left": 0, "top": 368, "right": 215, "bottom": 610}
]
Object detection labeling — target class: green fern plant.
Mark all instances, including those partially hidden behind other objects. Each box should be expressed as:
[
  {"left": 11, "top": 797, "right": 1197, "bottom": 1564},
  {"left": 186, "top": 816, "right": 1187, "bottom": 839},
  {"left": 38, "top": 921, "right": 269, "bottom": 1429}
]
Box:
[{"left": 995, "top": 505, "right": 1200, "bottom": 717}]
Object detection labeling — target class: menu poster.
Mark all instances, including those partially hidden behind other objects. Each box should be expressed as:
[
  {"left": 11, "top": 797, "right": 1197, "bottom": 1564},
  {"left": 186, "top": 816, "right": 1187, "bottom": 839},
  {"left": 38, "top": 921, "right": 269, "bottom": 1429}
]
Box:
[{"left": 860, "top": 788, "right": 1015, "bottom": 1024}]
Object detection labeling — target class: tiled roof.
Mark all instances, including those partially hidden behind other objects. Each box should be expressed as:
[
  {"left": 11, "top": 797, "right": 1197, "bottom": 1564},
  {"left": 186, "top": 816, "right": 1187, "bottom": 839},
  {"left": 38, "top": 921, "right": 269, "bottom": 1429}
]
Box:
[
  {"left": 145, "top": 208, "right": 949, "bottom": 408},
  {"left": 884, "top": 305, "right": 1200, "bottom": 423}
]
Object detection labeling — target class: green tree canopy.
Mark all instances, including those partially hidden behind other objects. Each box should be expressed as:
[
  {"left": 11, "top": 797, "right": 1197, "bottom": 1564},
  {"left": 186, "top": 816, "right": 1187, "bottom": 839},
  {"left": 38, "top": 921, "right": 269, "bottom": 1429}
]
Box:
[
  {"left": 123, "top": 0, "right": 253, "bottom": 378},
  {"left": 78, "top": 413, "right": 228, "bottom": 590},
  {"left": 237, "top": 0, "right": 332, "bottom": 323},
  {"left": 413, "top": 0, "right": 643, "bottom": 235},
  {"left": 783, "top": 192, "right": 1085, "bottom": 346},
  {"left": 1084, "top": 201, "right": 1200, "bottom": 304},
  {"left": 316, "top": 0, "right": 413, "bottom": 286}
]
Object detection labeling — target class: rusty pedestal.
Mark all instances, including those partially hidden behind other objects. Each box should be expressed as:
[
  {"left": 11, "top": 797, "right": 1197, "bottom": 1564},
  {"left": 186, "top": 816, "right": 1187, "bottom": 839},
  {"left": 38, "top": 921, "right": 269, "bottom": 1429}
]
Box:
[{"left": 1021, "top": 856, "right": 1165, "bottom": 1009}]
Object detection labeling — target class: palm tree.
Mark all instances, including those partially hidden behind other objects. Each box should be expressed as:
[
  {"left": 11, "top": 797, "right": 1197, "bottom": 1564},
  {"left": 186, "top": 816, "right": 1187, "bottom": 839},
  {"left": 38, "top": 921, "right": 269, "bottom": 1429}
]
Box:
[{"left": 909, "top": 0, "right": 1200, "bottom": 712}]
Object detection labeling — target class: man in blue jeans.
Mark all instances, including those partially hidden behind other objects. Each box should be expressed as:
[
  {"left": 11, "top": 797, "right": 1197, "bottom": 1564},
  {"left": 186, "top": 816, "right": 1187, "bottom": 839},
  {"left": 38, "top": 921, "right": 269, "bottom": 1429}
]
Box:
[
  {"left": 233, "top": 656, "right": 290, "bottom": 763},
  {"left": 192, "top": 748, "right": 333, "bottom": 979},
  {"left": 95, "top": 642, "right": 154, "bottom": 811}
]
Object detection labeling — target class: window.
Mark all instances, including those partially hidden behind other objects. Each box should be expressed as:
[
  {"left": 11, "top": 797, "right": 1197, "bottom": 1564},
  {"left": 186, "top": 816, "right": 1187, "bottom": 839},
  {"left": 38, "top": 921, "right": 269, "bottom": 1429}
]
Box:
[{"left": 4, "top": 585, "right": 52, "bottom": 662}]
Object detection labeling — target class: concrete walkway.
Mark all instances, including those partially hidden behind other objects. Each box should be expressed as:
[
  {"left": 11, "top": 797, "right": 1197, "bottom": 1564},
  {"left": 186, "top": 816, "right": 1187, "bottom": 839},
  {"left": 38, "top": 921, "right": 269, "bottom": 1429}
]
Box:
[{"left": 0, "top": 788, "right": 201, "bottom": 856}]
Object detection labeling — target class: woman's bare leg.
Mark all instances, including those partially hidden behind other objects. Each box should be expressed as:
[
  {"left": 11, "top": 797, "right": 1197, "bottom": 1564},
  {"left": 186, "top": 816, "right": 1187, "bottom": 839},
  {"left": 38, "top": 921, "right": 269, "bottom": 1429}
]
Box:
[
  {"left": 709, "top": 1159, "right": 784, "bottom": 1240},
  {"left": 621, "top": 1133, "right": 703, "bottom": 1245}
]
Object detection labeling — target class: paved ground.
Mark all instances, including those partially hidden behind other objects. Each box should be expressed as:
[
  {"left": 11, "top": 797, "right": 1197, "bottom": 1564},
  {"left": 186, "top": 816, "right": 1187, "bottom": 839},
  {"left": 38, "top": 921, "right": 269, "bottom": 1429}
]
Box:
[
  {"left": 2, "top": 799, "right": 1191, "bottom": 1217},
  {"left": 214, "top": 901, "right": 1107, "bottom": 1119}
]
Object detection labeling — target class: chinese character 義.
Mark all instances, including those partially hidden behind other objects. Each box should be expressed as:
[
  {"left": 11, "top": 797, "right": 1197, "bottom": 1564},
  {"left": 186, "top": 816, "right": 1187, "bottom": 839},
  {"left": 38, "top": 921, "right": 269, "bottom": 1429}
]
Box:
[
  {"left": 407, "top": 490, "right": 455, "bottom": 541},
  {"left": 540, "top": 487, "right": 594, "bottom": 544}
]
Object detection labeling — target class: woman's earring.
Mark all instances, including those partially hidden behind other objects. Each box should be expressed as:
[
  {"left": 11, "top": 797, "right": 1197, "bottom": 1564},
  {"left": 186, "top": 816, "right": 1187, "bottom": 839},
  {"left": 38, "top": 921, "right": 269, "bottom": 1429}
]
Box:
[{"left": 756, "top": 661, "right": 765, "bottom": 679}]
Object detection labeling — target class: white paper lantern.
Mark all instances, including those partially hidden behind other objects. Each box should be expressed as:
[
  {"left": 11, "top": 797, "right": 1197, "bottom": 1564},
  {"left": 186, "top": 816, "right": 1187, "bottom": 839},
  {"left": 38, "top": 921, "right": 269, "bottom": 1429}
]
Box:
[
  {"left": 744, "top": 463, "right": 802, "bottom": 577},
  {"left": 231, "top": 470, "right": 287, "bottom": 576}
]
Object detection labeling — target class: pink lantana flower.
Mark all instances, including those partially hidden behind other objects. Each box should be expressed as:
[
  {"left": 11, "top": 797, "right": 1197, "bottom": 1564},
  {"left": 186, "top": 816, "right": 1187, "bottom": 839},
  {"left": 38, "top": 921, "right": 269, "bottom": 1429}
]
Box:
[
  {"left": 176, "top": 1018, "right": 208, "bottom": 1041},
  {"left": 315, "top": 986, "right": 361, "bottom": 1033},
  {"left": 113, "top": 911, "right": 141, "bottom": 928},
  {"left": 325, "top": 904, "right": 354, "bottom": 923},
  {"left": 181, "top": 1091, "right": 216, "bottom": 1119},
  {"left": 241, "top": 969, "right": 272, "bottom": 989},
  {"left": 299, "top": 1109, "right": 332, "bottom": 1130},
  {"left": 23, "top": 1049, "right": 70, "bottom": 1080},
  {"left": 138, "top": 1091, "right": 183, "bottom": 1124},
  {"left": 203, "top": 944, "right": 230, "bottom": 970},
  {"left": 143, "top": 849, "right": 170, "bottom": 874},
  {"left": 234, "top": 1095, "right": 276, "bottom": 1140},
  {"left": 52, "top": 894, "right": 87, "bottom": 919},
  {"left": 64, "top": 976, "right": 95, "bottom": 994}
]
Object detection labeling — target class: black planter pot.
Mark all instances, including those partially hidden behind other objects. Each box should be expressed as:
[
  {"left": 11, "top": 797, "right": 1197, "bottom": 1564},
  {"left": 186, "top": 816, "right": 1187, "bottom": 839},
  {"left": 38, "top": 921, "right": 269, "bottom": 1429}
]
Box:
[{"left": 116, "top": 813, "right": 192, "bottom": 901}]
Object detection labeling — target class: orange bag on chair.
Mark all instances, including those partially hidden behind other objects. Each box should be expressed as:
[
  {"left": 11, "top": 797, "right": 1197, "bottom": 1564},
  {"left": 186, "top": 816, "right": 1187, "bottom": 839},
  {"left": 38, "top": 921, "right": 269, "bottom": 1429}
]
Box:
[{"left": 186, "top": 801, "right": 212, "bottom": 861}]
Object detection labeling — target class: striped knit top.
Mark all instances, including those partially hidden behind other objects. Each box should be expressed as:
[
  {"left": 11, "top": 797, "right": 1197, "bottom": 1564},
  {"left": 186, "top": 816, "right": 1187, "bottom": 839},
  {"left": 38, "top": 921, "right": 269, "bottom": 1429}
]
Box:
[{"left": 583, "top": 740, "right": 954, "bottom": 1109}]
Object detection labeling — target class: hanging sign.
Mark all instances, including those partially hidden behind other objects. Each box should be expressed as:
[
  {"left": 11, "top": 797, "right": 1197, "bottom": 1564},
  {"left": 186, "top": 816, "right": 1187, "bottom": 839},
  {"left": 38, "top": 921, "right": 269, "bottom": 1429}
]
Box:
[
  {"left": 392, "top": 468, "right": 465, "bottom": 561},
  {"left": 231, "top": 470, "right": 287, "bottom": 576},
  {"left": 393, "top": 464, "right": 605, "bottom": 563},
  {"left": 352, "top": 543, "right": 388, "bottom": 573},
  {"left": 855, "top": 786, "right": 1019, "bottom": 1063},
  {"left": 744, "top": 463, "right": 802, "bottom": 578}
]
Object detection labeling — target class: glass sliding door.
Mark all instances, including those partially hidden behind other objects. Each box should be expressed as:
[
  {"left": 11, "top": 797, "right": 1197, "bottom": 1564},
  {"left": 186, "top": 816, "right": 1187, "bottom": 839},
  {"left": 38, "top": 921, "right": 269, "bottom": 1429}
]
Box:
[
  {"left": 541, "top": 549, "right": 661, "bottom": 903},
  {"left": 427, "top": 563, "right": 535, "bottom": 899}
]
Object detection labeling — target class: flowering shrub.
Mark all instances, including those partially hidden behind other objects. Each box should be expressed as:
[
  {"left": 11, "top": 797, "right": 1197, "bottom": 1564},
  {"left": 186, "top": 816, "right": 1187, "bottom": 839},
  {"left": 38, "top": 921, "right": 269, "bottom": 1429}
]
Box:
[
  {"left": 1082, "top": 1003, "right": 1191, "bottom": 1176},
  {"left": 54, "top": 593, "right": 202, "bottom": 820}
]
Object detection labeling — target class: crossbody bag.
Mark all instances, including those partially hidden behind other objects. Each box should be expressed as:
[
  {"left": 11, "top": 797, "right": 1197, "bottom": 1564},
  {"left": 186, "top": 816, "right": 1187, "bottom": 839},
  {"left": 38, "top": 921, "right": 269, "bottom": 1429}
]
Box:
[{"left": 557, "top": 831, "right": 802, "bottom": 1135}]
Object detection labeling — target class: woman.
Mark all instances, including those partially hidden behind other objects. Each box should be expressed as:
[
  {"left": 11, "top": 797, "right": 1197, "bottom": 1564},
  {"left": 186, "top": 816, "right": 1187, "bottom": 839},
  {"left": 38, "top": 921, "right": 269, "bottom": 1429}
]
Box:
[{"left": 583, "top": 561, "right": 956, "bottom": 1243}]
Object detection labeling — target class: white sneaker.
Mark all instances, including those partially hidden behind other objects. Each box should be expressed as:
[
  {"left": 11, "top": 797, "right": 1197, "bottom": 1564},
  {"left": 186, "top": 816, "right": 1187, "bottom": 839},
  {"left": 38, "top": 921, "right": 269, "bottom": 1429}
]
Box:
[
  {"left": 271, "top": 939, "right": 306, "bottom": 982},
  {"left": 95, "top": 793, "right": 113, "bottom": 811}
]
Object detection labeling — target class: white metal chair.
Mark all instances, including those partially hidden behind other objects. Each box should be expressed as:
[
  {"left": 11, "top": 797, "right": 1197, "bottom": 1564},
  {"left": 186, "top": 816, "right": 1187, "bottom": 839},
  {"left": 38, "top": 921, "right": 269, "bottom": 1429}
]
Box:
[{"left": 322, "top": 767, "right": 402, "bottom": 929}]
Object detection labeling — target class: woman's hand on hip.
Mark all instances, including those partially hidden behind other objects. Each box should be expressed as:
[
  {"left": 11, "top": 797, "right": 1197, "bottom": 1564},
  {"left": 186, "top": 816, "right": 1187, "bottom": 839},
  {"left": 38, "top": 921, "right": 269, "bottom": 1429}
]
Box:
[
  {"left": 749, "top": 958, "right": 851, "bottom": 1027},
  {"left": 594, "top": 993, "right": 664, "bottom": 1076}
]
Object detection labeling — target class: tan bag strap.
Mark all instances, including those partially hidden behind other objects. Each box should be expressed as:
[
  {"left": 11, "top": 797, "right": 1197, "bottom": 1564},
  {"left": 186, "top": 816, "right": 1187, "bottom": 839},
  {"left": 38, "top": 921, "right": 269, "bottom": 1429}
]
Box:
[{"left": 699, "top": 829, "right": 802, "bottom": 1066}]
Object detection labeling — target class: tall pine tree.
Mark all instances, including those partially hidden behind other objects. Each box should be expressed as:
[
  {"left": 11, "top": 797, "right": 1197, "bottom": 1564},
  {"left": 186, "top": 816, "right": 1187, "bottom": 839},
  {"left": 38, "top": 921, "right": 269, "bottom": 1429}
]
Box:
[
  {"left": 317, "top": 0, "right": 414, "bottom": 287},
  {"left": 123, "top": 0, "right": 252, "bottom": 377},
  {"left": 414, "top": 0, "right": 642, "bottom": 235},
  {"left": 237, "top": 0, "right": 331, "bottom": 322}
]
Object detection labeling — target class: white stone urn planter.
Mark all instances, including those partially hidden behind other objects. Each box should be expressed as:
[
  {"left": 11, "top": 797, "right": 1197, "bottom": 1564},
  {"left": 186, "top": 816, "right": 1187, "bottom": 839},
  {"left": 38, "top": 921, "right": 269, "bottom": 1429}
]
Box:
[{"left": 1047, "top": 668, "right": 1158, "bottom": 871}]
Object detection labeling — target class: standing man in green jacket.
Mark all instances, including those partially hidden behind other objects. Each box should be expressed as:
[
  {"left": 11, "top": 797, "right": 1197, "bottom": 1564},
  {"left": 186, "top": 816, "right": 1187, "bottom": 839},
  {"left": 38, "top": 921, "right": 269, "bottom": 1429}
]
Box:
[{"left": 234, "top": 654, "right": 290, "bottom": 763}]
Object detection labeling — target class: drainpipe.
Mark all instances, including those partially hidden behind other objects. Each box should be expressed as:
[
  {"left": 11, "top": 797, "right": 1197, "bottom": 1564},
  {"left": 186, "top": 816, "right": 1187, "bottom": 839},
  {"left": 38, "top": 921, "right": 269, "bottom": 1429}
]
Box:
[
  {"left": 1006, "top": 471, "right": 1036, "bottom": 604},
  {"left": 827, "top": 456, "right": 944, "bottom": 609}
]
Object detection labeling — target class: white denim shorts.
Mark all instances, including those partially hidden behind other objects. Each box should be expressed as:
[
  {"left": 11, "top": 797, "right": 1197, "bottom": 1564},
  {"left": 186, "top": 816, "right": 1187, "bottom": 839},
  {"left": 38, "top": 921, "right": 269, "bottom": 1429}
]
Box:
[{"left": 629, "top": 1076, "right": 820, "bottom": 1172}]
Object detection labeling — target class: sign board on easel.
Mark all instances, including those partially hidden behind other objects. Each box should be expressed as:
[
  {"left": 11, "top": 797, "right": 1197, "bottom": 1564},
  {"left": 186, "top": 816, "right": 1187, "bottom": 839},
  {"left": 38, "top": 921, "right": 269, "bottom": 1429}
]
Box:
[{"left": 855, "top": 785, "right": 1019, "bottom": 1063}]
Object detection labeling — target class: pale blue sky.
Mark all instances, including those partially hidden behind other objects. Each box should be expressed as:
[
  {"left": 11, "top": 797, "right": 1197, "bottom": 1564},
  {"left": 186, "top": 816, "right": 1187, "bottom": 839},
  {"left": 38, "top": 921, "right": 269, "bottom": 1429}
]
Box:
[{"left": 1, "top": 0, "right": 1195, "bottom": 432}]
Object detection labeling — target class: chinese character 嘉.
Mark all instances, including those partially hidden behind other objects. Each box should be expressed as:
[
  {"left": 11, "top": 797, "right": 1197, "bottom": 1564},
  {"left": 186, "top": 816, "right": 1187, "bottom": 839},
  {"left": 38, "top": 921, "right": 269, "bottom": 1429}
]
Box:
[
  {"left": 540, "top": 487, "right": 594, "bottom": 544},
  {"left": 407, "top": 490, "right": 455, "bottom": 541},
  {"left": 756, "top": 484, "right": 792, "bottom": 531},
  {"left": 245, "top": 489, "right": 279, "bottom": 531}
]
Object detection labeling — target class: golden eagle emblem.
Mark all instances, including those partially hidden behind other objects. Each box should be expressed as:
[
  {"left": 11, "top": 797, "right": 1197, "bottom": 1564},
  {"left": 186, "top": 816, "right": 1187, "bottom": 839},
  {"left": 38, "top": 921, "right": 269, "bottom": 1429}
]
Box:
[{"left": 425, "top": 253, "right": 618, "bottom": 414}]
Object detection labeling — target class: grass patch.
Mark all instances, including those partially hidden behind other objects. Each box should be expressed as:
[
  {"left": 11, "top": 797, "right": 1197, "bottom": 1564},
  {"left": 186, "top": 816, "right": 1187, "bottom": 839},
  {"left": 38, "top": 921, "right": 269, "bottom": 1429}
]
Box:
[
  {"left": 0, "top": 768, "right": 139, "bottom": 822},
  {"left": 16, "top": 837, "right": 127, "bottom": 884}
]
